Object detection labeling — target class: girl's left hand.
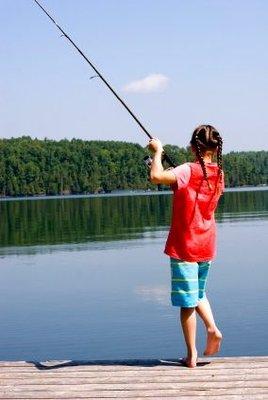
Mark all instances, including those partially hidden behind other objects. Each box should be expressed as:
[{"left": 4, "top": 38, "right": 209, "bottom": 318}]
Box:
[{"left": 148, "top": 138, "right": 164, "bottom": 153}]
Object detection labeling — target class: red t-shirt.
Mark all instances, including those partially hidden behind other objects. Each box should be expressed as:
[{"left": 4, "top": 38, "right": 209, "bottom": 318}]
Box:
[{"left": 164, "top": 162, "right": 224, "bottom": 262}]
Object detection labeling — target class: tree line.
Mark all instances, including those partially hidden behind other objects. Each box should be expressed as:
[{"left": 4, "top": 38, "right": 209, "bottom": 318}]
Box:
[{"left": 0, "top": 136, "right": 267, "bottom": 196}]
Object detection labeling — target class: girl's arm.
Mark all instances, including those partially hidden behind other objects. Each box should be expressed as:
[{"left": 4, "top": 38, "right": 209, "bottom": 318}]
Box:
[{"left": 148, "top": 139, "right": 177, "bottom": 185}]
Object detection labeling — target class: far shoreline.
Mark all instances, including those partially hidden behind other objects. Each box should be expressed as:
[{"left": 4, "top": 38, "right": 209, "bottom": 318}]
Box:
[{"left": 0, "top": 185, "right": 267, "bottom": 202}]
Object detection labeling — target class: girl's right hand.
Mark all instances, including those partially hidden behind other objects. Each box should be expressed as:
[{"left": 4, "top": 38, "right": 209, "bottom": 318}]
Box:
[{"left": 148, "top": 138, "right": 164, "bottom": 153}]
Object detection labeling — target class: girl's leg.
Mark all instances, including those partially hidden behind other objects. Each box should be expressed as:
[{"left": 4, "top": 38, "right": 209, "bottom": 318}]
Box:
[
  {"left": 196, "top": 297, "right": 222, "bottom": 355},
  {"left": 170, "top": 258, "right": 199, "bottom": 367},
  {"left": 180, "top": 307, "right": 198, "bottom": 367}
]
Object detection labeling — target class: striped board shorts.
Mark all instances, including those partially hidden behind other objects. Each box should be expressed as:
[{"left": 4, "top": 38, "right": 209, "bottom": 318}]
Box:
[{"left": 170, "top": 257, "right": 212, "bottom": 308}]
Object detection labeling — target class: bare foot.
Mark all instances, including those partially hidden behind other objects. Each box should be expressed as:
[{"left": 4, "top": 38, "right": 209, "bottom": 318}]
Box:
[
  {"left": 180, "top": 350, "right": 198, "bottom": 368},
  {"left": 204, "top": 327, "right": 222, "bottom": 356}
]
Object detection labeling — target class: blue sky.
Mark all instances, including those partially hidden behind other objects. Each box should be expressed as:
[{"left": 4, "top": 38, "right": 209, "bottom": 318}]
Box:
[{"left": 0, "top": 0, "right": 267, "bottom": 152}]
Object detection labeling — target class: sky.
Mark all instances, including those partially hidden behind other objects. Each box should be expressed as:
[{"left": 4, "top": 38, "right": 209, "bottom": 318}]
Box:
[{"left": 0, "top": 0, "right": 268, "bottom": 153}]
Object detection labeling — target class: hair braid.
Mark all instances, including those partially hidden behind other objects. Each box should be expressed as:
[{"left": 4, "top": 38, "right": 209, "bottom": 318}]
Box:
[
  {"left": 195, "top": 133, "right": 211, "bottom": 190},
  {"left": 217, "top": 136, "right": 223, "bottom": 174}
]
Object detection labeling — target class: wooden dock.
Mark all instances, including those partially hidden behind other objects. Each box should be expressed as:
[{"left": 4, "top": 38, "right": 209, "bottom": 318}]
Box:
[{"left": 0, "top": 356, "right": 267, "bottom": 399}]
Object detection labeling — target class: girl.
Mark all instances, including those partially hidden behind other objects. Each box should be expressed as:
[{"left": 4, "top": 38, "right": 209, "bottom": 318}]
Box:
[{"left": 148, "top": 124, "right": 224, "bottom": 368}]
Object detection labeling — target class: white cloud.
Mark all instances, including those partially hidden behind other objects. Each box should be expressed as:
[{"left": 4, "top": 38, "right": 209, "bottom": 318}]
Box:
[{"left": 123, "top": 73, "right": 170, "bottom": 93}]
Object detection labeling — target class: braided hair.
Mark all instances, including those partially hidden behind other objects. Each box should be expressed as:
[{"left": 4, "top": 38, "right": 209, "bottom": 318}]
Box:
[{"left": 190, "top": 124, "right": 223, "bottom": 190}]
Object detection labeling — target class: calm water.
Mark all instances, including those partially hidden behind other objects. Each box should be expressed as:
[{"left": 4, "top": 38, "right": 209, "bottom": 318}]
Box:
[{"left": 0, "top": 188, "right": 267, "bottom": 360}]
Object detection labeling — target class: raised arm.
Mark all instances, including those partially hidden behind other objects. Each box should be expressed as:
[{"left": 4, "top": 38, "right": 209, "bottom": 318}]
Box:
[{"left": 148, "top": 138, "right": 177, "bottom": 185}]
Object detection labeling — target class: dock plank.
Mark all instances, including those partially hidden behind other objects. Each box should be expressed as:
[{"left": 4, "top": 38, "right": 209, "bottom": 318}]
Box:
[
  {"left": 0, "top": 356, "right": 267, "bottom": 399},
  {"left": 0, "top": 388, "right": 268, "bottom": 399},
  {"left": 0, "top": 373, "right": 267, "bottom": 383}
]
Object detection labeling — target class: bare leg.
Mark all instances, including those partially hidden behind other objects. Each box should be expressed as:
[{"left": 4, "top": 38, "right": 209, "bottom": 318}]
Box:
[
  {"left": 180, "top": 307, "right": 198, "bottom": 367},
  {"left": 196, "top": 297, "right": 222, "bottom": 355}
]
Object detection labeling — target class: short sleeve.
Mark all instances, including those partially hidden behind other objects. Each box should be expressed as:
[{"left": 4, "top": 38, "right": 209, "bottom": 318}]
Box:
[{"left": 171, "top": 163, "right": 191, "bottom": 190}]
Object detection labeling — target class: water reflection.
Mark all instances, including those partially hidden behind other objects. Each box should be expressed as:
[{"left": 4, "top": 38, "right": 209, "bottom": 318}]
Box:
[
  {"left": 217, "top": 189, "right": 268, "bottom": 221},
  {"left": 0, "top": 189, "right": 267, "bottom": 248},
  {"left": 134, "top": 285, "right": 169, "bottom": 306}
]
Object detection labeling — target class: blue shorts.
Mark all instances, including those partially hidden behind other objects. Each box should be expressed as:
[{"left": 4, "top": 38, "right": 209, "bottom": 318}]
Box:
[{"left": 170, "top": 257, "right": 211, "bottom": 308}]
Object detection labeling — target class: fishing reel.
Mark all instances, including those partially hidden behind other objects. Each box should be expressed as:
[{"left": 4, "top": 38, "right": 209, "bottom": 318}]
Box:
[
  {"left": 143, "top": 154, "right": 176, "bottom": 169},
  {"left": 143, "top": 155, "right": 153, "bottom": 169}
]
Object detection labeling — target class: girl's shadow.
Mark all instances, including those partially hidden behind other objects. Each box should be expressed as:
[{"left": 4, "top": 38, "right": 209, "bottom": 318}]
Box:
[{"left": 27, "top": 358, "right": 211, "bottom": 370}]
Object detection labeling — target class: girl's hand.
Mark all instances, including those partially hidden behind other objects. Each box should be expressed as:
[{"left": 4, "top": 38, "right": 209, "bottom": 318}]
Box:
[{"left": 148, "top": 138, "right": 164, "bottom": 153}]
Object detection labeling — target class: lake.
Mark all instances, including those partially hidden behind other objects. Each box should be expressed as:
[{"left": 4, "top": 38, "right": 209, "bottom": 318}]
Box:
[{"left": 0, "top": 188, "right": 267, "bottom": 361}]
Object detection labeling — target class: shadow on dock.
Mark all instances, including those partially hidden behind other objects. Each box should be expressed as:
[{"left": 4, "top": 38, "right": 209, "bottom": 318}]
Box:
[{"left": 26, "top": 358, "right": 211, "bottom": 370}]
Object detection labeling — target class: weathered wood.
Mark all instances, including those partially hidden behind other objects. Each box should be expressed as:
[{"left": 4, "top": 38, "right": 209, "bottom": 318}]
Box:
[
  {"left": 0, "top": 381, "right": 268, "bottom": 390},
  {"left": 0, "top": 373, "right": 267, "bottom": 384},
  {"left": 0, "top": 356, "right": 267, "bottom": 399},
  {"left": 0, "top": 369, "right": 267, "bottom": 377},
  {"left": 0, "top": 388, "right": 267, "bottom": 398}
]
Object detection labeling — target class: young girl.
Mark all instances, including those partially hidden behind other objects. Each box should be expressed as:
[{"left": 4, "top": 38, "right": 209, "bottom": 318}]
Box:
[{"left": 148, "top": 124, "right": 224, "bottom": 368}]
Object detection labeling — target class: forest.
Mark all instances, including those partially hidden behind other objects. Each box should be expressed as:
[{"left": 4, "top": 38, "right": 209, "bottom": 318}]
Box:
[{"left": 0, "top": 137, "right": 267, "bottom": 196}]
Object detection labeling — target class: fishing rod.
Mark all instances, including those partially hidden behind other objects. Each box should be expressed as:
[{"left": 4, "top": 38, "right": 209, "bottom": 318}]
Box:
[{"left": 32, "top": 0, "right": 176, "bottom": 168}]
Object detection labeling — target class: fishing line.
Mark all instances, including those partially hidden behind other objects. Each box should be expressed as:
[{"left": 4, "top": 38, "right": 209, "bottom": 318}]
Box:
[{"left": 32, "top": 0, "right": 176, "bottom": 168}]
